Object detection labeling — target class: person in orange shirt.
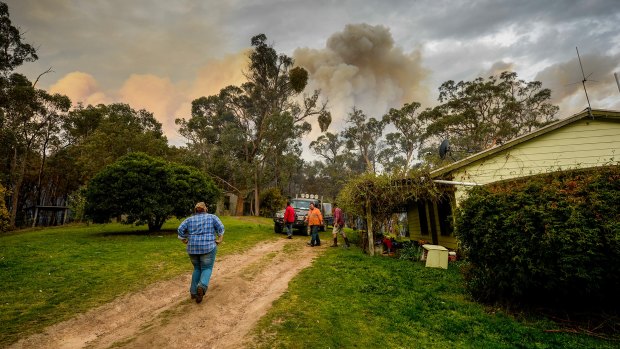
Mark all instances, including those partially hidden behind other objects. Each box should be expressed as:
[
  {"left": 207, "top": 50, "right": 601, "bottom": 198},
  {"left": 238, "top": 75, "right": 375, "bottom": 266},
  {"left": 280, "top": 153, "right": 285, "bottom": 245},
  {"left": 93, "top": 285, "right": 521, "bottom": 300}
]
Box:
[{"left": 305, "top": 202, "right": 323, "bottom": 247}]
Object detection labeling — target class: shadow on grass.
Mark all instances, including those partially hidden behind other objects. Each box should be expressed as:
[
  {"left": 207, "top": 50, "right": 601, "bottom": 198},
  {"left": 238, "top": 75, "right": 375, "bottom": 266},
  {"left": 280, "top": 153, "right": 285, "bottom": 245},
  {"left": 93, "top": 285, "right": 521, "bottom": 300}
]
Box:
[{"left": 94, "top": 228, "right": 179, "bottom": 237}]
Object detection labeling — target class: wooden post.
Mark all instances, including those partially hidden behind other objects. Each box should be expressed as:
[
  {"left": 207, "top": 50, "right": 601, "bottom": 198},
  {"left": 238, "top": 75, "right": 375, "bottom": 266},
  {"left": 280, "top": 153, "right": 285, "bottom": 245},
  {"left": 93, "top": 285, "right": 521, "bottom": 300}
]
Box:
[
  {"left": 32, "top": 206, "right": 39, "bottom": 228},
  {"left": 366, "top": 198, "right": 374, "bottom": 256}
]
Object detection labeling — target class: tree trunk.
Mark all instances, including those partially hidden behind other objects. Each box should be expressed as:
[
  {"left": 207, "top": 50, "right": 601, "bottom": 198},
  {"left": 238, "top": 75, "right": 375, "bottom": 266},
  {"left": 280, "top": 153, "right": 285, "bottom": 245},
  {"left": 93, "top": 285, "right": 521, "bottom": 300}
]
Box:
[
  {"left": 366, "top": 198, "right": 374, "bottom": 256},
  {"left": 9, "top": 149, "right": 27, "bottom": 228},
  {"left": 235, "top": 190, "right": 246, "bottom": 216},
  {"left": 254, "top": 163, "right": 260, "bottom": 216}
]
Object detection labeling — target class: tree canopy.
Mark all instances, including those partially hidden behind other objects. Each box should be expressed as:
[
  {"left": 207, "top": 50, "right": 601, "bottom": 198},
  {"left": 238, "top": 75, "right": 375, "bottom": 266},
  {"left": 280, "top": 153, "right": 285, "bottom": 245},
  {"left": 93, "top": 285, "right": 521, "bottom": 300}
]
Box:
[
  {"left": 84, "top": 153, "right": 221, "bottom": 232},
  {"left": 177, "top": 34, "right": 331, "bottom": 215},
  {"left": 420, "top": 71, "right": 558, "bottom": 161}
]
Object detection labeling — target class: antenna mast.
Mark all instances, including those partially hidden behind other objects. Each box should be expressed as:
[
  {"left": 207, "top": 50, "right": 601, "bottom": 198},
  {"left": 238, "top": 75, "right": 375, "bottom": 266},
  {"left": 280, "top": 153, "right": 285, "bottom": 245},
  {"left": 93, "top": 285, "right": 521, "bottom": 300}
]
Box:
[{"left": 576, "top": 47, "right": 593, "bottom": 117}]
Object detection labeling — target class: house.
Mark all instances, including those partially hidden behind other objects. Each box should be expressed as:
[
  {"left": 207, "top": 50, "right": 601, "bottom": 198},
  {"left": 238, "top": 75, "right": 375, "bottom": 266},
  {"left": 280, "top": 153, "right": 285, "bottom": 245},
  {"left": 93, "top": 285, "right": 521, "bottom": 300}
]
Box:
[{"left": 407, "top": 108, "right": 620, "bottom": 249}]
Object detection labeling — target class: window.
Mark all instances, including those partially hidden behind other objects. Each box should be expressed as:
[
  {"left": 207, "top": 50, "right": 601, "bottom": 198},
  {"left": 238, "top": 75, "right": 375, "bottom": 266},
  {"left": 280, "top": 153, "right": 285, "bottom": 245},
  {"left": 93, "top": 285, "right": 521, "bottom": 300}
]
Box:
[{"left": 437, "top": 198, "right": 453, "bottom": 236}]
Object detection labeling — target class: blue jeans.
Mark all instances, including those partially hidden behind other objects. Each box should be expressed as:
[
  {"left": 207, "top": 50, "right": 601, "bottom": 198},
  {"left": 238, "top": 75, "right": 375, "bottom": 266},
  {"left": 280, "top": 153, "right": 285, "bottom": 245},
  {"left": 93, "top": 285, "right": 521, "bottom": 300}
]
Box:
[
  {"left": 310, "top": 225, "right": 321, "bottom": 246},
  {"left": 189, "top": 247, "right": 217, "bottom": 295},
  {"left": 285, "top": 222, "right": 293, "bottom": 237}
]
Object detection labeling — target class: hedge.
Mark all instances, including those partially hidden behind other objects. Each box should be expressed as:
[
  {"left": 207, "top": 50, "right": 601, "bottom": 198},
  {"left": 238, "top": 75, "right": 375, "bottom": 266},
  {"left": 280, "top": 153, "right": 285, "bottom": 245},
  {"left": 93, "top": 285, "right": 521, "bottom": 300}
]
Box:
[{"left": 455, "top": 165, "right": 620, "bottom": 309}]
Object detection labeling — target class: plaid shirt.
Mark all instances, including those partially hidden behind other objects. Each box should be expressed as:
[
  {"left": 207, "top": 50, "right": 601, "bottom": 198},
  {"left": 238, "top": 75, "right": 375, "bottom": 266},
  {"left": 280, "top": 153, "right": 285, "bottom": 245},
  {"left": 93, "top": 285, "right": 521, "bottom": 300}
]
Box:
[{"left": 178, "top": 212, "right": 225, "bottom": 254}]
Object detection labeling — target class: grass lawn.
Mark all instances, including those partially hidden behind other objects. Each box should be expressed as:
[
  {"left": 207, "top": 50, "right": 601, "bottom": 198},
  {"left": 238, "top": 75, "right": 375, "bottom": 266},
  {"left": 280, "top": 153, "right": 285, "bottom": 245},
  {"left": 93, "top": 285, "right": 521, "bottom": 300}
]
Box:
[
  {"left": 251, "top": 236, "right": 617, "bottom": 349},
  {"left": 0, "top": 216, "right": 276, "bottom": 347},
  {"left": 2, "top": 220, "right": 615, "bottom": 348}
]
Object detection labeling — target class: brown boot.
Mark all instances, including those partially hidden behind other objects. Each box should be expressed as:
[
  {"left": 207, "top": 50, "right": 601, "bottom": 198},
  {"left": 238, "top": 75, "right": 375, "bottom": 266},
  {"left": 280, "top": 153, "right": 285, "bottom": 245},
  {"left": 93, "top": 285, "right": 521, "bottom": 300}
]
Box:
[
  {"left": 344, "top": 237, "right": 350, "bottom": 248},
  {"left": 331, "top": 237, "right": 338, "bottom": 247}
]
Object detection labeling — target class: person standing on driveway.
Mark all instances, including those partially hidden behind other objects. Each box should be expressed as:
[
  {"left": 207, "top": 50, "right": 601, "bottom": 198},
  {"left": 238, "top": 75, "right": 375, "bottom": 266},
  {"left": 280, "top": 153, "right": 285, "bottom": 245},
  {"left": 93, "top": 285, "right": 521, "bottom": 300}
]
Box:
[
  {"left": 331, "top": 203, "right": 350, "bottom": 247},
  {"left": 306, "top": 202, "right": 323, "bottom": 247},
  {"left": 178, "top": 202, "right": 224, "bottom": 304},
  {"left": 284, "top": 201, "right": 296, "bottom": 239}
]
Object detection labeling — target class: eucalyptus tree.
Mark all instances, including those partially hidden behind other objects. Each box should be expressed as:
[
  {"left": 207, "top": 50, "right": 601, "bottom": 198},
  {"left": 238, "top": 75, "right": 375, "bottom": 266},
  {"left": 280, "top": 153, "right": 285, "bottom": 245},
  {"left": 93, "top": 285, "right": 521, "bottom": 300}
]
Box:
[
  {"left": 1, "top": 73, "right": 71, "bottom": 227},
  {"left": 380, "top": 101, "right": 425, "bottom": 173},
  {"left": 0, "top": 2, "right": 37, "bottom": 75},
  {"left": 310, "top": 132, "right": 345, "bottom": 166},
  {"left": 421, "top": 71, "right": 558, "bottom": 161},
  {"left": 177, "top": 34, "right": 331, "bottom": 215},
  {"left": 342, "top": 107, "right": 386, "bottom": 173},
  {"left": 0, "top": 1, "right": 41, "bottom": 227},
  {"left": 68, "top": 103, "right": 169, "bottom": 180}
]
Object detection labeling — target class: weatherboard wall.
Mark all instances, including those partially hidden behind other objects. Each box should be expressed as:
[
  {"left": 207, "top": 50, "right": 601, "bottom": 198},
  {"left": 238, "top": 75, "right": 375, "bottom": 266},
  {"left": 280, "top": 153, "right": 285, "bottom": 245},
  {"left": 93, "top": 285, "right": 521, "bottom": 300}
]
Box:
[{"left": 449, "top": 118, "right": 620, "bottom": 204}]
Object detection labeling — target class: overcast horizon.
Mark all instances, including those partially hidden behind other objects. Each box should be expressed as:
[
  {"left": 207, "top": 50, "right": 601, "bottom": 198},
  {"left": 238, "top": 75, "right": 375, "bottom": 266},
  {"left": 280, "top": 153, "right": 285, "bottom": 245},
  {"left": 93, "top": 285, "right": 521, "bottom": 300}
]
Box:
[{"left": 6, "top": 0, "right": 620, "bottom": 152}]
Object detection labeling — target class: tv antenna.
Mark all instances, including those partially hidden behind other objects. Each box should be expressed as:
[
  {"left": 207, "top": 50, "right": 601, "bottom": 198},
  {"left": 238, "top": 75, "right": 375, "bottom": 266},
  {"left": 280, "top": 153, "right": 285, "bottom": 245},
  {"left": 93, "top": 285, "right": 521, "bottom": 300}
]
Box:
[{"left": 576, "top": 47, "right": 593, "bottom": 117}]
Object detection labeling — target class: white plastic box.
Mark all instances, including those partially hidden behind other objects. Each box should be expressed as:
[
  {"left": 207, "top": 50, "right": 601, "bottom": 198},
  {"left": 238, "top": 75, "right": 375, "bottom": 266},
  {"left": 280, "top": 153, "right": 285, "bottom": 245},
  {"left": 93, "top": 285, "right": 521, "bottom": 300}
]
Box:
[{"left": 422, "top": 244, "right": 449, "bottom": 269}]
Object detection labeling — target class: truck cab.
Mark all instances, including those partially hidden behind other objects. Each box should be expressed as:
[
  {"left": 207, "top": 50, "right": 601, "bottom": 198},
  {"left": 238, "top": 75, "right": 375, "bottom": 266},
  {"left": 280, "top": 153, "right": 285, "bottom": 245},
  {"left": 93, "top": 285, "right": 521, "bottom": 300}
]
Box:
[{"left": 274, "top": 195, "right": 333, "bottom": 234}]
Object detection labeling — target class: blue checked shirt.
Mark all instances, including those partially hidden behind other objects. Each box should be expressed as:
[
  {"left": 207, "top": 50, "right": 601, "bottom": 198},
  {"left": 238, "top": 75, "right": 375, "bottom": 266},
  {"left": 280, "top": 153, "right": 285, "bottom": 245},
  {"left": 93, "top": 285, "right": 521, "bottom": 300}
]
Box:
[{"left": 178, "top": 212, "right": 225, "bottom": 254}]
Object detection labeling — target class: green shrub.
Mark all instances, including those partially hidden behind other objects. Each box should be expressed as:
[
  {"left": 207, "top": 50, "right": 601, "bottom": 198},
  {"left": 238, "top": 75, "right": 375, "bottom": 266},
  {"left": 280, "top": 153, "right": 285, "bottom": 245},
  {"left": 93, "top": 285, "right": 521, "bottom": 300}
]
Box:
[
  {"left": 455, "top": 166, "right": 620, "bottom": 308},
  {"left": 259, "top": 187, "right": 285, "bottom": 217},
  {"left": 0, "top": 184, "right": 10, "bottom": 232},
  {"left": 84, "top": 153, "right": 221, "bottom": 231}
]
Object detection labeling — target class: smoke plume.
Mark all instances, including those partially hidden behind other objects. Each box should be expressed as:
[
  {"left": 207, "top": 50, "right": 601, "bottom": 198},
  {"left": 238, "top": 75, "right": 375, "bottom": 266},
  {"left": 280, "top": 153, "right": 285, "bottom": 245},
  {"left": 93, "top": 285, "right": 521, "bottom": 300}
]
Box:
[{"left": 294, "top": 23, "right": 430, "bottom": 132}]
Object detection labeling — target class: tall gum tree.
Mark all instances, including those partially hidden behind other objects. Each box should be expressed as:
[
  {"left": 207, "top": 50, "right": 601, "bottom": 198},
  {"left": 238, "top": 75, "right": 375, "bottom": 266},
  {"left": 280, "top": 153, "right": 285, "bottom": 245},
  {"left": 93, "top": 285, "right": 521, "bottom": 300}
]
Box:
[
  {"left": 342, "top": 107, "right": 385, "bottom": 174},
  {"left": 178, "top": 34, "right": 331, "bottom": 215}
]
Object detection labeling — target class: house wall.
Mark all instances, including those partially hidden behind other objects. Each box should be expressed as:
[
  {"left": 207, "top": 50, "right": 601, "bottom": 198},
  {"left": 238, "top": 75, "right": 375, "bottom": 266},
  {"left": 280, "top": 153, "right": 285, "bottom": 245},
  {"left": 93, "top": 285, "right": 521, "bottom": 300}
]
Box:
[{"left": 450, "top": 119, "right": 620, "bottom": 204}]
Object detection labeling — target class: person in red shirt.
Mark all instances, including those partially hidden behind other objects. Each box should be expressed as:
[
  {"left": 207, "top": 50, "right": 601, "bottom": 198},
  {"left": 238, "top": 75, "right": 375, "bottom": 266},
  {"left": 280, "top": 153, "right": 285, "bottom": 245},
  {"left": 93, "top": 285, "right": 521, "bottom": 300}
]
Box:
[
  {"left": 284, "top": 201, "right": 296, "bottom": 239},
  {"left": 331, "top": 203, "right": 350, "bottom": 247}
]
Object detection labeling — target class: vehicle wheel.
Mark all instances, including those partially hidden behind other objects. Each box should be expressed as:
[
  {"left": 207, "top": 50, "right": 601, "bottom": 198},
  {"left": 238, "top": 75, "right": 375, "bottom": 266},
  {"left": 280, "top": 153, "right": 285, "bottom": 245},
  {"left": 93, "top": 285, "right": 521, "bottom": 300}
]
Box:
[{"left": 274, "top": 224, "right": 282, "bottom": 234}]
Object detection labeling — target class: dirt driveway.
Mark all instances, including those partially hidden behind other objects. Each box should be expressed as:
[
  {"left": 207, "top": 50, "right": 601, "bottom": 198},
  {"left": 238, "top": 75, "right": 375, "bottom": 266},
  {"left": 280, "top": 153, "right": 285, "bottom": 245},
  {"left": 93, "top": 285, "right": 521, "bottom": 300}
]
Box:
[{"left": 10, "top": 237, "right": 323, "bottom": 349}]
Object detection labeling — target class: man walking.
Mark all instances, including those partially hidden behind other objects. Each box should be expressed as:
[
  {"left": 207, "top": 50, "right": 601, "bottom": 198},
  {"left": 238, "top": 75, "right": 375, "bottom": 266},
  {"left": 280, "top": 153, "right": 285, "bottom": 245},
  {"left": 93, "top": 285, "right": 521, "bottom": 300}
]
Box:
[
  {"left": 284, "top": 201, "right": 295, "bottom": 239},
  {"left": 178, "top": 202, "right": 225, "bottom": 304},
  {"left": 306, "top": 202, "right": 323, "bottom": 247},
  {"left": 331, "top": 203, "right": 350, "bottom": 247}
]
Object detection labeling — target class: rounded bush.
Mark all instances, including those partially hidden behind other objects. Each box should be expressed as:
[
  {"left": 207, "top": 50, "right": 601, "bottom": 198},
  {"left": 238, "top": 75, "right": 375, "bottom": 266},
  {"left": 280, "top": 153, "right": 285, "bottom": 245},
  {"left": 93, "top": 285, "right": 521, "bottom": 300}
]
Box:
[{"left": 455, "top": 166, "right": 620, "bottom": 308}]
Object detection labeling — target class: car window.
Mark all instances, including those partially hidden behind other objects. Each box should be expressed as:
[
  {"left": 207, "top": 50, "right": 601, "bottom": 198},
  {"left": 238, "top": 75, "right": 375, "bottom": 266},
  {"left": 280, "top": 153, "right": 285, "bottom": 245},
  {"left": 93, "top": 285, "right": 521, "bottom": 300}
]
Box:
[
  {"left": 291, "top": 200, "right": 310, "bottom": 210},
  {"left": 322, "top": 203, "right": 332, "bottom": 214}
]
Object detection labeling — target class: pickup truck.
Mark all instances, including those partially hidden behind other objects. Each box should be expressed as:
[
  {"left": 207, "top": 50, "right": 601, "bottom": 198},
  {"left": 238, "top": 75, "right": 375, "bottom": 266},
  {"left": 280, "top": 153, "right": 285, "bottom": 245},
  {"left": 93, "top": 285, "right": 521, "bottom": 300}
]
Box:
[{"left": 273, "top": 197, "right": 333, "bottom": 235}]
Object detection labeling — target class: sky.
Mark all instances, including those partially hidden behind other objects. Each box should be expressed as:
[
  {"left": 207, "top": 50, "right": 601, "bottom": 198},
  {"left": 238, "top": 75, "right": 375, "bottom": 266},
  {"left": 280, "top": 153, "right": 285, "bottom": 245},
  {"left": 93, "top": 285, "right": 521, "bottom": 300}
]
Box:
[{"left": 6, "top": 0, "right": 620, "bottom": 152}]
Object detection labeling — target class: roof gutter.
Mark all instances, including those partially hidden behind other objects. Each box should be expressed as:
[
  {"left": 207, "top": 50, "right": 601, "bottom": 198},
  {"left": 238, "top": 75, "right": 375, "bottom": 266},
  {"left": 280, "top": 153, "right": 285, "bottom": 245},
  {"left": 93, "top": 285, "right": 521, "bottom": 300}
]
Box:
[{"left": 433, "top": 179, "right": 481, "bottom": 186}]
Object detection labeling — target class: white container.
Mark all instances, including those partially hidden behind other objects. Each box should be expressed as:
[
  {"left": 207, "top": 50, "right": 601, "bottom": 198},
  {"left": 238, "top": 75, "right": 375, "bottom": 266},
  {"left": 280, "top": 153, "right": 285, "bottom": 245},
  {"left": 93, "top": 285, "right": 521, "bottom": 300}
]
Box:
[{"left": 422, "top": 244, "right": 449, "bottom": 269}]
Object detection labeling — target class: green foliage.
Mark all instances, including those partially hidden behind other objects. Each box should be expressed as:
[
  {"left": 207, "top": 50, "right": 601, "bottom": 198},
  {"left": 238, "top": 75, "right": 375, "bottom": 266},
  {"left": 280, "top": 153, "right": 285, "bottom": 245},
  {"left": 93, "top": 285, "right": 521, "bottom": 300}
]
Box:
[
  {"left": 66, "top": 186, "right": 86, "bottom": 223},
  {"left": 253, "top": 247, "right": 614, "bottom": 348},
  {"left": 398, "top": 240, "right": 424, "bottom": 261},
  {"left": 288, "top": 66, "right": 308, "bottom": 93},
  {"left": 380, "top": 101, "right": 425, "bottom": 172},
  {"left": 176, "top": 34, "right": 331, "bottom": 215},
  {"left": 0, "top": 183, "right": 10, "bottom": 231},
  {"left": 84, "top": 153, "right": 221, "bottom": 231},
  {"left": 259, "top": 187, "right": 285, "bottom": 217},
  {"left": 69, "top": 103, "right": 169, "bottom": 180},
  {"left": 0, "top": 2, "right": 38, "bottom": 73},
  {"left": 455, "top": 166, "right": 620, "bottom": 308},
  {"left": 421, "top": 71, "right": 558, "bottom": 162},
  {"left": 338, "top": 169, "right": 441, "bottom": 222},
  {"left": 342, "top": 107, "right": 386, "bottom": 173}
]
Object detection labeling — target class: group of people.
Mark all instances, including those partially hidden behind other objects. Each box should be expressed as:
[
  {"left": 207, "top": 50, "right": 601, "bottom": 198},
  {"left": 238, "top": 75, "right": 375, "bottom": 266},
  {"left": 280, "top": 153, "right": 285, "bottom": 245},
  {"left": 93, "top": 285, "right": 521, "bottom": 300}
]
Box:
[
  {"left": 283, "top": 201, "right": 350, "bottom": 248},
  {"left": 176, "top": 199, "right": 351, "bottom": 305}
]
